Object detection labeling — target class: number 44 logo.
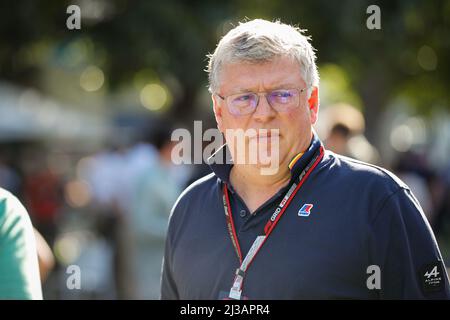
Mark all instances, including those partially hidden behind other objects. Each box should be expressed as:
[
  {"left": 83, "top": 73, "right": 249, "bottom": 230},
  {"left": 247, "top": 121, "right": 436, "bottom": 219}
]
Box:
[
  {"left": 424, "top": 266, "right": 440, "bottom": 279},
  {"left": 421, "top": 263, "right": 444, "bottom": 293}
]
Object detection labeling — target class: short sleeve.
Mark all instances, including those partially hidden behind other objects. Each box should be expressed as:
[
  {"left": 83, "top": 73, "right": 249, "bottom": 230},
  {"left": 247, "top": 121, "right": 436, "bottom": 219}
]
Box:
[{"left": 0, "top": 190, "right": 43, "bottom": 299}]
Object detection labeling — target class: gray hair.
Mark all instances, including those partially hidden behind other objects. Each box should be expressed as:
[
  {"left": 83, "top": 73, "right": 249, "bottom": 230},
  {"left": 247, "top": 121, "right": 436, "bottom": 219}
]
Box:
[{"left": 206, "top": 19, "right": 319, "bottom": 96}]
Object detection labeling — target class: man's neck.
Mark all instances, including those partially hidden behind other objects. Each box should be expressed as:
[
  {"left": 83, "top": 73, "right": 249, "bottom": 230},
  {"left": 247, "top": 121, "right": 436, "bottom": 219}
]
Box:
[
  {"left": 227, "top": 131, "right": 314, "bottom": 214},
  {"left": 229, "top": 164, "right": 291, "bottom": 214}
]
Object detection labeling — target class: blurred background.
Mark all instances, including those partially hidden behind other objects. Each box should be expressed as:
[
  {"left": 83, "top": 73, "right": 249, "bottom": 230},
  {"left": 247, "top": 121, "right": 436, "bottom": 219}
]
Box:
[{"left": 0, "top": 0, "right": 449, "bottom": 299}]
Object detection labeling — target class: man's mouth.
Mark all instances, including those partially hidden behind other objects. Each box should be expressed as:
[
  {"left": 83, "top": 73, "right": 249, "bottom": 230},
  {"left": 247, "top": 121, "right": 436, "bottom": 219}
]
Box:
[{"left": 249, "top": 130, "right": 280, "bottom": 141}]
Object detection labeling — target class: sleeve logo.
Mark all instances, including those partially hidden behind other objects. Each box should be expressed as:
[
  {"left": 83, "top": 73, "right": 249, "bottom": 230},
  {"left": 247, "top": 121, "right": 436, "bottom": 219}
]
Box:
[{"left": 420, "top": 262, "right": 444, "bottom": 294}]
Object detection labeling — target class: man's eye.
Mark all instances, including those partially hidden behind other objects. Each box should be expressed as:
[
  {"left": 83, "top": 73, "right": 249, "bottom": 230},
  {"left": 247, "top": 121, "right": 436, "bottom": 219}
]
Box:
[
  {"left": 272, "top": 91, "right": 292, "bottom": 98},
  {"left": 235, "top": 95, "right": 252, "bottom": 102}
]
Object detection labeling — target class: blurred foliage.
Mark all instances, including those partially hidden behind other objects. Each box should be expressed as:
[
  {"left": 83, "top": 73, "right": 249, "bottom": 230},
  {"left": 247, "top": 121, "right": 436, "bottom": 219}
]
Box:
[{"left": 0, "top": 0, "right": 449, "bottom": 139}]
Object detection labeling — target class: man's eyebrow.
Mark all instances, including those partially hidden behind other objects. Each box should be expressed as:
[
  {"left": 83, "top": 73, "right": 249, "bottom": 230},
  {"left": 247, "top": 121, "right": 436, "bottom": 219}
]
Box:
[
  {"left": 234, "top": 87, "right": 254, "bottom": 93},
  {"left": 225, "top": 87, "right": 257, "bottom": 95},
  {"left": 270, "top": 83, "right": 299, "bottom": 90},
  {"left": 229, "top": 83, "right": 301, "bottom": 94}
]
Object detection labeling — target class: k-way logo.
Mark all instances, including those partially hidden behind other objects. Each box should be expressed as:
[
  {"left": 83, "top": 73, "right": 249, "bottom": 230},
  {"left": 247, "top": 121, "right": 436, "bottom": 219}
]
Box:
[{"left": 298, "top": 204, "right": 314, "bottom": 217}]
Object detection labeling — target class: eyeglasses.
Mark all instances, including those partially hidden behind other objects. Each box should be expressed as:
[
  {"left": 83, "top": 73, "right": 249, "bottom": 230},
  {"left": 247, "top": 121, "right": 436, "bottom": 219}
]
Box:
[{"left": 216, "top": 87, "right": 308, "bottom": 116}]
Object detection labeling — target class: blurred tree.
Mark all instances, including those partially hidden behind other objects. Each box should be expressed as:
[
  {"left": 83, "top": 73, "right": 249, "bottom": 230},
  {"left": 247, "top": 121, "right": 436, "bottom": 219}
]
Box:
[{"left": 0, "top": 0, "right": 448, "bottom": 143}]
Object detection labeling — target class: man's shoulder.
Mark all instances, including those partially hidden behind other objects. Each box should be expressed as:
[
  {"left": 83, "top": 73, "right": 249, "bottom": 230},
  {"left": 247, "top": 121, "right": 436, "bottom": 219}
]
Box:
[
  {"left": 169, "top": 173, "right": 218, "bottom": 235},
  {"left": 0, "top": 188, "right": 33, "bottom": 243},
  {"left": 0, "top": 188, "right": 42, "bottom": 300},
  {"left": 0, "top": 187, "right": 15, "bottom": 203},
  {"left": 322, "top": 151, "right": 416, "bottom": 223},
  {"left": 169, "top": 172, "right": 218, "bottom": 221},
  {"left": 324, "top": 150, "right": 409, "bottom": 193},
  {"left": 0, "top": 188, "right": 28, "bottom": 223},
  {"left": 178, "top": 172, "right": 218, "bottom": 203}
]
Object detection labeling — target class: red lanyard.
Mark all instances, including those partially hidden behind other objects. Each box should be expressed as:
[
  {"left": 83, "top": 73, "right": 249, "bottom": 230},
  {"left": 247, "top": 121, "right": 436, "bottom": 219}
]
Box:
[{"left": 222, "top": 146, "right": 324, "bottom": 299}]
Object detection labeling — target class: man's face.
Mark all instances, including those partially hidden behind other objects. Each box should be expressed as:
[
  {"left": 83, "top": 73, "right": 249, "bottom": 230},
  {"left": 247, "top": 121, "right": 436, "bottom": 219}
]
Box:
[{"left": 212, "top": 55, "right": 319, "bottom": 170}]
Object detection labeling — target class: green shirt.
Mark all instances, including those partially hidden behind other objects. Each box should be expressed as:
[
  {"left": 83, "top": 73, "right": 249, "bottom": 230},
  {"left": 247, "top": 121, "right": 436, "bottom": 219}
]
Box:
[{"left": 0, "top": 188, "right": 42, "bottom": 299}]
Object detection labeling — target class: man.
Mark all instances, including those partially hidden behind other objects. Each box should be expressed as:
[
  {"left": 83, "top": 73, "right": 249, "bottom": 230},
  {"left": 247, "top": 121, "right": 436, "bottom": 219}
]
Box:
[
  {"left": 161, "top": 19, "right": 450, "bottom": 299},
  {"left": 0, "top": 188, "right": 43, "bottom": 299}
]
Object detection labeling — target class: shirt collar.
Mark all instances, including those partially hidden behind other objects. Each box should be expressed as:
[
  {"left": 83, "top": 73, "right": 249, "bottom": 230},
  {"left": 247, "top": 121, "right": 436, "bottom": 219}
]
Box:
[
  {"left": 287, "top": 132, "right": 322, "bottom": 182},
  {"left": 207, "top": 142, "right": 233, "bottom": 183},
  {"left": 207, "top": 131, "right": 323, "bottom": 184}
]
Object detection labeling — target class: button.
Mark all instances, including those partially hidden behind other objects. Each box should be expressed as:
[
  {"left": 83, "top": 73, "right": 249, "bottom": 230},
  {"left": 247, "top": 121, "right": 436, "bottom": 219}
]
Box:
[{"left": 239, "top": 209, "right": 247, "bottom": 218}]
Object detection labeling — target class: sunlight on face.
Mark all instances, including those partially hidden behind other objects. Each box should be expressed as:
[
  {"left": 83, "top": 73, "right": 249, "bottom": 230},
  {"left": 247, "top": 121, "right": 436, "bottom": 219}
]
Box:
[{"left": 213, "top": 56, "right": 317, "bottom": 170}]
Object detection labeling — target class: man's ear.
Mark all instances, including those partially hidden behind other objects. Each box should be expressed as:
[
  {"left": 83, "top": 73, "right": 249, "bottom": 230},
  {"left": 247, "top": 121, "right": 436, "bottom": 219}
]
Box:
[
  {"left": 308, "top": 86, "right": 319, "bottom": 124},
  {"left": 212, "top": 94, "right": 224, "bottom": 133}
]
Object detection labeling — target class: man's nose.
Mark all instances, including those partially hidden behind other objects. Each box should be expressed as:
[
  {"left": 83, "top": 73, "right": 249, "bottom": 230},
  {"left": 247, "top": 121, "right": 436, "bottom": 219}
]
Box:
[{"left": 252, "top": 94, "right": 276, "bottom": 121}]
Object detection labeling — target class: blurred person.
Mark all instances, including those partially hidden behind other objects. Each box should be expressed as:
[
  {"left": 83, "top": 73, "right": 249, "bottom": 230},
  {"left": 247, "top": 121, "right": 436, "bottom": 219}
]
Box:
[
  {"left": 393, "top": 151, "right": 435, "bottom": 224},
  {"left": 322, "top": 103, "right": 380, "bottom": 164},
  {"left": 183, "top": 139, "right": 214, "bottom": 189},
  {"left": 128, "top": 121, "right": 182, "bottom": 299},
  {"left": 0, "top": 154, "right": 21, "bottom": 196},
  {"left": 81, "top": 146, "right": 126, "bottom": 210},
  {"left": 183, "top": 162, "right": 212, "bottom": 190},
  {"left": 61, "top": 229, "right": 116, "bottom": 299},
  {"left": 122, "top": 136, "right": 158, "bottom": 204},
  {"left": 433, "top": 163, "right": 450, "bottom": 236},
  {"left": 161, "top": 19, "right": 450, "bottom": 299},
  {"left": 22, "top": 148, "right": 63, "bottom": 247},
  {"left": 0, "top": 188, "right": 42, "bottom": 299},
  {"left": 324, "top": 123, "right": 352, "bottom": 155},
  {"left": 79, "top": 145, "right": 131, "bottom": 299}
]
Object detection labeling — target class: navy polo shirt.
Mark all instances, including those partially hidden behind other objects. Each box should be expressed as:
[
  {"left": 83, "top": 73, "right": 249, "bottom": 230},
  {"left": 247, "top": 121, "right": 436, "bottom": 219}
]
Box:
[{"left": 161, "top": 134, "right": 450, "bottom": 299}]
